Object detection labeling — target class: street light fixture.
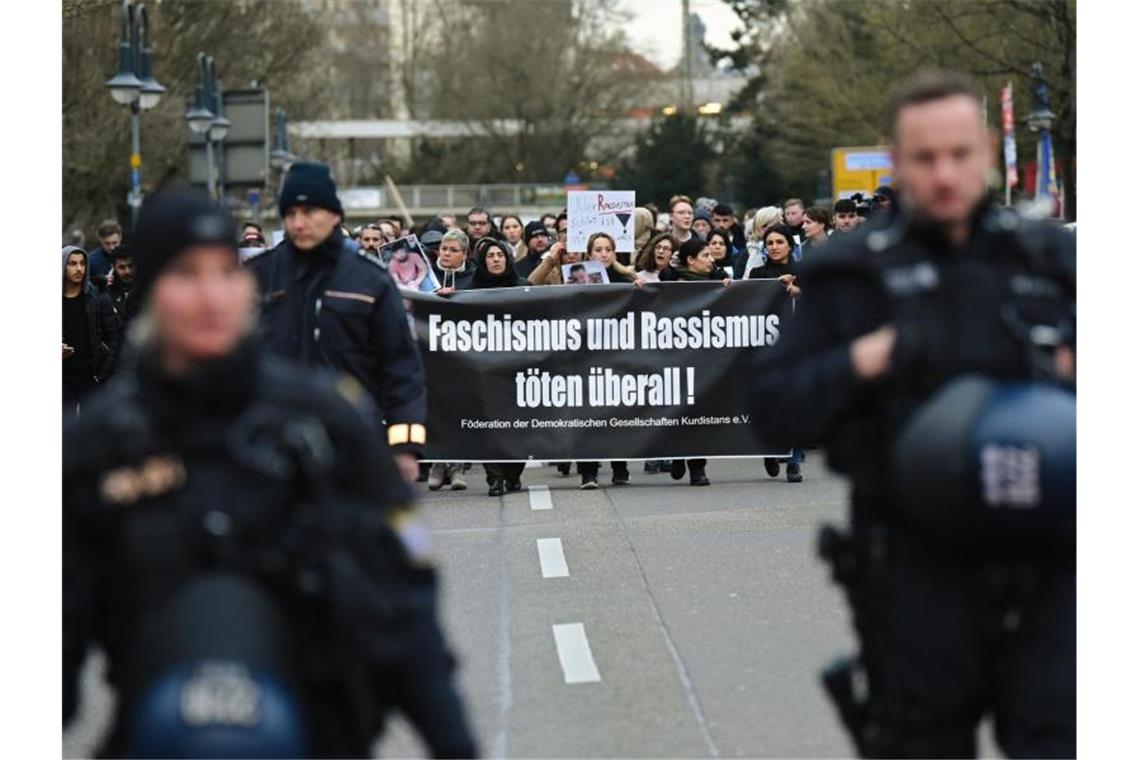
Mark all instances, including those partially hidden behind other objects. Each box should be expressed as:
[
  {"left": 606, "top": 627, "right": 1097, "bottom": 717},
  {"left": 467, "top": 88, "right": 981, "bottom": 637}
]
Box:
[
  {"left": 106, "top": 1, "right": 164, "bottom": 223},
  {"left": 106, "top": 1, "right": 141, "bottom": 105},
  {"left": 134, "top": 4, "right": 165, "bottom": 111},
  {"left": 186, "top": 52, "right": 229, "bottom": 200},
  {"left": 270, "top": 108, "right": 296, "bottom": 169}
]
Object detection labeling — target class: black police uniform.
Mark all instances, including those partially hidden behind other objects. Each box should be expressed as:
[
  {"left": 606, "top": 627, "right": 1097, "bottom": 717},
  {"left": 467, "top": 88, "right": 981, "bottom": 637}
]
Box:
[
  {"left": 750, "top": 204, "right": 1075, "bottom": 757},
  {"left": 249, "top": 228, "right": 429, "bottom": 456},
  {"left": 63, "top": 344, "right": 477, "bottom": 758}
]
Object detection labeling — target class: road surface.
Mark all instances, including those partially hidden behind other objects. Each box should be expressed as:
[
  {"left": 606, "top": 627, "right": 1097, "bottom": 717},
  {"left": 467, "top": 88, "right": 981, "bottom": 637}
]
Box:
[{"left": 65, "top": 457, "right": 1001, "bottom": 757}]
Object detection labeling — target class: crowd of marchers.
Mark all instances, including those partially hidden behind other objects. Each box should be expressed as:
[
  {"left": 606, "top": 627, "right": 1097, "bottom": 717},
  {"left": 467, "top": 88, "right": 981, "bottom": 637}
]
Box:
[{"left": 63, "top": 179, "right": 895, "bottom": 498}]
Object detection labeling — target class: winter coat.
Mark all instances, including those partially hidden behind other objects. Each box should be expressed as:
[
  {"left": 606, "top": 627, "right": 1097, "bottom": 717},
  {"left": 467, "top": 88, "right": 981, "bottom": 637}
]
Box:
[
  {"left": 248, "top": 230, "right": 428, "bottom": 454},
  {"left": 62, "top": 246, "right": 121, "bottom": 382}
]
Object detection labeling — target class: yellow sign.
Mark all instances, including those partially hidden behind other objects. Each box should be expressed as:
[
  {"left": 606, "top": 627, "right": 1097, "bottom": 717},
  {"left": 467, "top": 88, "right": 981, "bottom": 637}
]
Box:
[
  {"left": 831, "top": 146, "right": 893, "bottom": 200},
  {"left": 130, "top": 153, "right": 142, "bottom": 169}
]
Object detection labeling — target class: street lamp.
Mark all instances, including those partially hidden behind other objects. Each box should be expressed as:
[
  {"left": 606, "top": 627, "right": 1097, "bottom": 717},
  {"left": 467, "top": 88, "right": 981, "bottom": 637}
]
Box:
[
  {"left": 135, "top": 5, "right": 165, "bottom": 111},
  {"left": 270, "top": 108, "right": 296, "bottom": 170},
  {"left": 106, "top": 1, "right": 164, "bottom": 223},
  {"left": 186, "top": 53, "right": 229, "bottom": 200}
]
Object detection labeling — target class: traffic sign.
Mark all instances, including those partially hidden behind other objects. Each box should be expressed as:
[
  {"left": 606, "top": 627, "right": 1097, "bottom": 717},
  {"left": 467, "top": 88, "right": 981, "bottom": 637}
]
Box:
[{"left": 831, "top": 146, "right": 893, "bottom": 199}]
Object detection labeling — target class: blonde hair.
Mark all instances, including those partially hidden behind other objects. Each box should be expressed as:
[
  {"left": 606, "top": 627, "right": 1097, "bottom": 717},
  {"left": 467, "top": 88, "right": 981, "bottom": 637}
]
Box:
[{"left": 749, "top": 206, "right": 782, "bottom": 241}]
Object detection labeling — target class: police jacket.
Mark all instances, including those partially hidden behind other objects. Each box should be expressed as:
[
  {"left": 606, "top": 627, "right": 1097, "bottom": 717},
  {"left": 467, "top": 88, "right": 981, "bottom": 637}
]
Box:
[
  {"left": 750, "top": 204, "right": 1075, "bottom": 534},
  {"left": 249, "top": 230, "right": 428, "bottom": 453},
  {"left": 63, "top": 343, "right": 430, "bottom": 748}
]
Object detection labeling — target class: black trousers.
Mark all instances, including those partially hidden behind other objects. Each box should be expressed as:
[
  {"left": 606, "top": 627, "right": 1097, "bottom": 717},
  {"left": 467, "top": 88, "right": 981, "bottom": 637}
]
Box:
[
  {"left": 842, "top": 541, "right": 1075, "bottom": 758},
  {"left": 484, "top": 462, "right": 525, "bottom": 482},
  {"left": 577, "top": 461, "right": 627, "bottom": 478}
]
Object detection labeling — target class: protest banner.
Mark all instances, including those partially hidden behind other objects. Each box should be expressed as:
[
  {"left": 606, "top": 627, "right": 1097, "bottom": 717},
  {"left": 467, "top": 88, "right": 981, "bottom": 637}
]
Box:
[
  {"left": 567, "top": 190, "right": 636, "bottom": 253},
  {"left": 405, "top": 281, "right": 792, "bottom": 461}
]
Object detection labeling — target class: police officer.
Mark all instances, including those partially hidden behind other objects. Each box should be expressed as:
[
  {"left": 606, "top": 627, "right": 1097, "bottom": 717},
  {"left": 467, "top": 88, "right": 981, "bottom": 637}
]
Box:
[
  {"left": 751, "top": 70, "right": 1075, "bottom": 758},
  {"left": 249, "top": 162, "right": 427, "bottom": 485},
  {"left": 63, "top": 187, "right": 477, "bottom": 758}
]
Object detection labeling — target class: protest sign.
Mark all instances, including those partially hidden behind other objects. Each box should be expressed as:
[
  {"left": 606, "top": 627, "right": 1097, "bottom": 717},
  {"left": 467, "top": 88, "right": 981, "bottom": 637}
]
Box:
[
  {"left": 562, "top": 260, "right": 610, "bottom": 284},
  {"left": 567, "top": 190, "right": 636, "bottom": 253},
  {"left": 373, "top": 234, "right": 440, "bottom": 293},
  {"left": 406, "top": 281, "right": 792, "bottom": 461}
]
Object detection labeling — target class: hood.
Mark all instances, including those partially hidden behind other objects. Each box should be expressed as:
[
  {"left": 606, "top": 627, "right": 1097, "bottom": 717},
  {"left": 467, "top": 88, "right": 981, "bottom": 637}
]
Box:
[
  {"left": 62, "top": 245, "right": 88, "bottom": 293},
  {"left": 471, "top": 240, "right": 520, "bottom": 289}
]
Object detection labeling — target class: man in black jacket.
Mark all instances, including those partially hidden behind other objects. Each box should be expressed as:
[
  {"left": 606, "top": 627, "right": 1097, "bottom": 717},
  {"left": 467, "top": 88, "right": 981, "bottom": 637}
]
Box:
[
  {"left": 107, "top": 245, "right": 138, "bottom": 334},
  {"left": 62, "top": 246, "right": 120, "bottom": 417},
  {"left": 750, "top": 70, "right": 1074, "bottom": 758},
  {"left": 513, "top": 221, "right": 551, "bottom": 280},
  {"left": 249, "top": 163, "right": 428, "bottom": 484}
]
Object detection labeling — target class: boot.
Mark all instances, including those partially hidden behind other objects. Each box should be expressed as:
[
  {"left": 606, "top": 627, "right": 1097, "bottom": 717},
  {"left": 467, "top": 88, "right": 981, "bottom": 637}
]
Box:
[
  {"left": 689, "top": 462, "right": 710, "bottom": 486},
  {"left": 556, "top": 462, "right": 572, "bottom": 476},
  {"left": 428, "top": 462, "right": 448, "bottom": 491},
  {"left": 488, "top": 478, "right": 506, "bottom": 497},
  {"left": 786, "top": 462, "right": 803, "bottom": 483},
  {"left": 670, "top": 459, "right": 687, "bottom": 480},
  {"left": 506, "top": 478, "right": 522, "bottom": 493},
  {"left": 580, "top": 474, "right": 598, "bottom": 490},
  {"left": 612, "top": 462, "right": 630, "bottom": 485},
  {"left": 447, "top": 463, "right": 467, "bottom": 490},
  {"left": 764, "top": 458, "right": 780, "bottom": 477}
]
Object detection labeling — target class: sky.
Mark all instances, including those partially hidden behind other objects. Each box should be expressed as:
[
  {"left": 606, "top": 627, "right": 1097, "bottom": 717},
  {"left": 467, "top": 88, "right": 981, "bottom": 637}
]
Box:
[{"left": 619, "top": 0, "right": 743, "bottom": 71}]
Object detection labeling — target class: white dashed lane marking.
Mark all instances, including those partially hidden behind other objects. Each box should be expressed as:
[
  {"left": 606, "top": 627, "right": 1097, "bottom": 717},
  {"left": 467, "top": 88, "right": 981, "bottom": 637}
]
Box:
[
  {"left": 528, "top": 484, "right": 553, "bottom": 511},
  {"left": 552, "top": 623, "right": 602, "bottom": 684},
  {"left": 536, "top": 538, "right": 569, "bottom": 578}
]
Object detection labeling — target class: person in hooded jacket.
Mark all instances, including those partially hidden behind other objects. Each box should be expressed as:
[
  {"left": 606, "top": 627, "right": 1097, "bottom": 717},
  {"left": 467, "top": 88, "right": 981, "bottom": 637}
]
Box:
[
  {"left": 62, "top": 245, "right": 121, "bottom": 417},
  {"left": 441, "top": 237, "right": 528, "bottom": 496}
]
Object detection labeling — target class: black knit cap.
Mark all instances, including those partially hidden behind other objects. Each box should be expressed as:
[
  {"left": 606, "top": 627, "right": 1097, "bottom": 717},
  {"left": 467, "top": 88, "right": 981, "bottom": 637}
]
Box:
[
  {"left": 132, "top": 185, "right": 238, "bottom": 302},
  {"left": 523, "top": 220, "right": 547, "bottom": 243},
  {"left": 278, "top": 161, "right": 344, "bottom": 217}
]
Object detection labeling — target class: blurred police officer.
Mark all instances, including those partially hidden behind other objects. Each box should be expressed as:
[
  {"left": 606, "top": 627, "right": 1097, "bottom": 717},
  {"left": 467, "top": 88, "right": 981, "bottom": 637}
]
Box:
[
  {"left": 751, "top": 70, "right": 1075, "bottom": 758},
  {"left": 63, "top": 187, "right": 476, "bottom": 758},
  {"left": 249, "top": 163, "right": 428, "bottom": 485}
]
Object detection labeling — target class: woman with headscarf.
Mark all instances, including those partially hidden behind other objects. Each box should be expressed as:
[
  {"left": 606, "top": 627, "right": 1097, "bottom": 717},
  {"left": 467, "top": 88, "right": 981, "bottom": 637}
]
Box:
[
  {"left": 658, "top": 237, "right": 731, "bottom": 486},
  {"left": 705, "top": 229, "right": 734, "bottom": 278},
  {"left": 465, "top": 237, "right": 527, "bottom": 495},
  {"left": 747, "top": 224, "right": 806, "bottom": 483}
]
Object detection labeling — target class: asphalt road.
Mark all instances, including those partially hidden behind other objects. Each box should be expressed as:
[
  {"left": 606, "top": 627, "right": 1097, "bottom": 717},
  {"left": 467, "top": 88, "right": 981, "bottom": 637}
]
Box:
[{"left": 65, "top": 457, "right": 1001, "bottom": 757}]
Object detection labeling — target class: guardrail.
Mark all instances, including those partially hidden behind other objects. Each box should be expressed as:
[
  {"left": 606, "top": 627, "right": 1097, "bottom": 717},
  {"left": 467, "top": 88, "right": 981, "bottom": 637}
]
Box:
[{"left": 337, "top": 182, "right": 611, "bottom": 218}]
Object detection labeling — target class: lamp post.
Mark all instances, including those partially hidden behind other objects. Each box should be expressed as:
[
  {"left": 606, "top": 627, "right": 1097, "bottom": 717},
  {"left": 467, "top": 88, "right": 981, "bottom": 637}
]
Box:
[
  {"left": 105, "top": 1, "right": 164, "bottom": 225},
  {"left": 185, "top": 53, "right": 229, "bottom": 200},
  {"left": 270, "top": 107, "right": 297, "bottom": 198}
]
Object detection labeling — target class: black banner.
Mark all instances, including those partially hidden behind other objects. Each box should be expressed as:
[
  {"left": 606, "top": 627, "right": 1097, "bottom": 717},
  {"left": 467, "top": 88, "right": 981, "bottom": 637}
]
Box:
[{"left": 406, "top": 281, "right": 793, "bottom": 461}]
